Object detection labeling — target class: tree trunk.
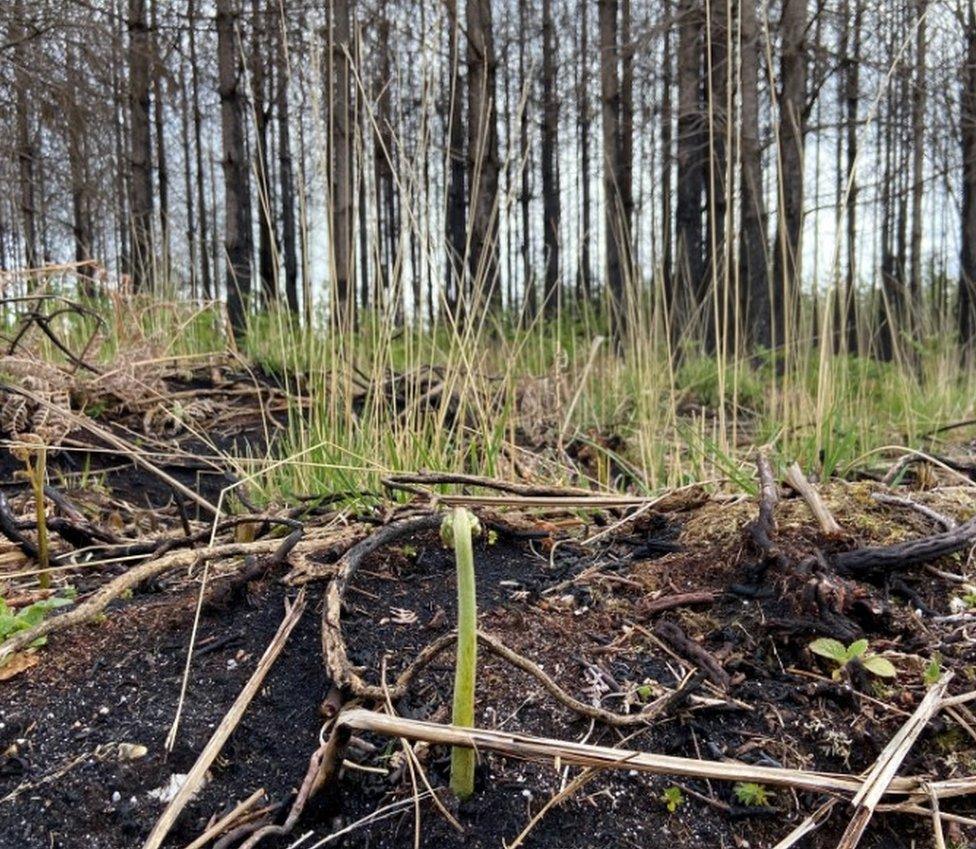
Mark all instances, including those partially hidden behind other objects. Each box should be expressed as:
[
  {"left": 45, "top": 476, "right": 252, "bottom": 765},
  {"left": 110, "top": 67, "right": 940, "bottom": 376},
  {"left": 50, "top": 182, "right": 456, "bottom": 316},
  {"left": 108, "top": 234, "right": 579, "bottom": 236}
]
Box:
[
  {"left": 66, "top": 44, "right": 94, "bottom": 290},
  {"left": 660, "top": 0, "right": 673, "bottom": 310},
  {"left": 959, "top": 1, "right": 976, "bottom": 355},
  {"left": 910, "top": 0, "right": 926, "bottom": 319},
  {"left": 739, "top": 0, "right": 769, "bottom": 349},
  {"left": 179, "top": 55, "right": 197, "bottom": 298},
  {"left": 252, "top": 0, "right": 278, "bottom": 305},
  {"left": 578, "top": 0, "right": 592, "bottom": 303},
  {"left": 128, "top": 0, "right": 154, "bottom": 289},
  {"left": 541, "top": 0, "right": 560, "bottom": 315},
  {"left": 675, "top": 0, "right": 705, "bottom": 336},
  {"left": 445, "top": 0, "right": 466, "bottom": 313},
  {"left": 217, "top": 0, "right": 253, "bottom": 336},
  {"left": 844, "top": 0, "right": 861, "bottom": 354},
  {"left": 519, "top": 0, "right": 533, "bottom": 315},
  {"left": 151, "top": 0, "right": 171, "bottom": 284},
  {"left": 11, "top": 0, "right": 39, "bottom": 273},
  {"left": 466, "top": 0, "right": 501, "bottom": 311},
  {"left": 188, "top": 0, "right": 213, "bottom": 299},
  {"left": 619, "top": 0, "right": 634, "bottom": 279},
  {"left": 772, "top": 0, "right": 807, "bottom": 348},
  {"left": 275, "top": 9, "right": 299, "bottom": 314},
  {"left": 328, "top": 0, "right": 355, "bottom": 326},
  {"left": 598, "top": 0, "right": 625, "bottom": 336}
]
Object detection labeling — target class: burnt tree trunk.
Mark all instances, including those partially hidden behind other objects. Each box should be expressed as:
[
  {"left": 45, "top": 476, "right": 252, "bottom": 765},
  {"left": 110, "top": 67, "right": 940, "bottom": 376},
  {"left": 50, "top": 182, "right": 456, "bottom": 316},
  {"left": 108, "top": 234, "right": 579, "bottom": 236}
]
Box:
[
  {"left": 217, "top": 0, "right": 253, "bottom": 336},
  {"left": 675, "top": 0, "right": 705, "bottom": 338},
  {"left": 466, "top": 0, "right": 501, "bottom": 311},
  {"left": 598, "top": 0, "right": 625, "bottom": 336},
  {"left": 740, "top": 0, "right": 769, "bottom": 350},
  {"left": 541, "top": 0, "right": 561, "bottom": 315},
  {"left": 772, "top": 0, "right": 807, "bottom": 348},
  {"left": 128, "top": 0, "right": 154, "bottom": 289},
  {"left": 960, "top": 1, "right": 976, "bottom": 356}
]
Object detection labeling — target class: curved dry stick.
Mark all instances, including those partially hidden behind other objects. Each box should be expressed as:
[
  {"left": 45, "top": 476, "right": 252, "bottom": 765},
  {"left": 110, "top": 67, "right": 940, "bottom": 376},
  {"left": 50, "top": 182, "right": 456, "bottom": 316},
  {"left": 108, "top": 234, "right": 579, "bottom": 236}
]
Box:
[
  {"left": 383, "top": 471, "right": 594, "bottom": 498},
  {"left": 0, "top": 536, "right": 296, "bottom": 665},
  {"left": 322, "top": 513, "right": 444, "bottom": 701}
]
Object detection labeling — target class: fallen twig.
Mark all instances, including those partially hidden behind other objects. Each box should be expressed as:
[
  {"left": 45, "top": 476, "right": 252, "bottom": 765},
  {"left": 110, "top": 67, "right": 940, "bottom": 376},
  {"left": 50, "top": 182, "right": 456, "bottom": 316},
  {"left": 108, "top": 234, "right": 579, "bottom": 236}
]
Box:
[
  {"left": 785, "top": 461, "right": 842, "bottom": 536},
  {"left": 336, "top": 709, "right": 959, "bottom": 798},
  {"left": 141, "top": 590, "right": 308, "bottom": 849},
  {"left": 183, "top": 788, "right": 266, "bottom": 849},
  {"left": 835, "top": 672, "right": 952, "bottom": 849}
]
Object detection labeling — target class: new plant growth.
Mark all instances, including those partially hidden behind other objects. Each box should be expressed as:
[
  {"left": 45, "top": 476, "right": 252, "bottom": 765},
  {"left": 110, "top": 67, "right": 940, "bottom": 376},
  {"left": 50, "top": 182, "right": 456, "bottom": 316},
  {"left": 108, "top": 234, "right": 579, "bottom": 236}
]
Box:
[
  {"left": 12, "top": 436, "right": 51, "bottom": 588},
  {"left": 733, "top": 782, "right": 772, "bottom": 807},
  {"left": 661, "top": 786, "right": 685, "bottom": 813},
  {"left": 0, "top": 593, "right": 74, "bottom": 649},
  {"left": 808, "top": 638, "right": 896, "bottom": 681},
  {"left": 440, "top": 507, "right": 482, "bottom": 800}
]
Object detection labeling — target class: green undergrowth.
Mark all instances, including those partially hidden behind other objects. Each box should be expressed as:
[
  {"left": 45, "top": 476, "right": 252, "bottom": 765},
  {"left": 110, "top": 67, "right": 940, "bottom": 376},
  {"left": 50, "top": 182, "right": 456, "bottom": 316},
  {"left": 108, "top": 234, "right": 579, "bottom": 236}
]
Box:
[{"left": 4, "top": 285, "right": 975, "bottom": 506}]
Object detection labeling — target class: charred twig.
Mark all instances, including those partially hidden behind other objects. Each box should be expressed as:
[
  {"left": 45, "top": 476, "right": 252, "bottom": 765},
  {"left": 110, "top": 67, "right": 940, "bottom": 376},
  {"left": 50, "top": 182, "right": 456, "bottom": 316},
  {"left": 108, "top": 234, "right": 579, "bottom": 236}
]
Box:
[
  {"left": 654, "top": 620, "right": 730, "bottom": 689},
  {"left": 745, "top": 454, "right": 787, "bottom": 568},
  {"left": 0, "top": 490, "right": 39, "bottom": 560},
  {"left": 382, "top": 471, "right": 594, "bottom": 499},
  {"left": 638, "top": 590, "right": 717, "bottom": 618},
  {"left": 830, "top": 514, "right": 976, "bottom": 576}
]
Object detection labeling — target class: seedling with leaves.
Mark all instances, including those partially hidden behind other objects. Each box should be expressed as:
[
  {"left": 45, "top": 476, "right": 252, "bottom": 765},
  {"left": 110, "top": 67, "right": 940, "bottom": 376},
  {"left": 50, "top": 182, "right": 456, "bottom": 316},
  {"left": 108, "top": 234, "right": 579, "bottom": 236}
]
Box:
[
  {"left": 441, "top": 507, "right": 482, "bottom": 800},
  {"left": 733, "top": 782, "right": 771, "bottom": 807},
  {"left": 0, "top": 593, "right": 74, "bottom": 650},
  {"left": 661, "top": 785, "right": 685, "bottom": 813},
  {"left": 808, "top": 638, "right": 896, "bottom": 681}
]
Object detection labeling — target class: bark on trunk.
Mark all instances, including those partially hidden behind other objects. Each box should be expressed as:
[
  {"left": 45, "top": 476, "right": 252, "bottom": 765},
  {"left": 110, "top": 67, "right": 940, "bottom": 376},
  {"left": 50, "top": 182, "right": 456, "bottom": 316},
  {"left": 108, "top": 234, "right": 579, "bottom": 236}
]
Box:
[
  {"left": 739, "top": 0, "right": 769, "bottom": 349},
  {"left": 329, "top": 0, "right": 355, "bottom": 326},
  {"left": 675, "top": 0, "right": 705, "bottom": 336},
  {"left": 466, "top": 0, "right": 502, "bottom": 311},
  {"left": 773, "top": 0, "right": 807, "bottom": 348},
  {"left": 960, "top": 2, "right": 976, "bottom": 355},
  {"left": 541, "top": 0, "right": 561, "bottom": 315},
  {"left": 598, "top": 0, "right": 625, "bottom": 336},
  {"left": 217, "top": 0, "right": 253, "bottom": 336},
  {"left": 128, "top": 0, "right": 154, "bottom": 289}
]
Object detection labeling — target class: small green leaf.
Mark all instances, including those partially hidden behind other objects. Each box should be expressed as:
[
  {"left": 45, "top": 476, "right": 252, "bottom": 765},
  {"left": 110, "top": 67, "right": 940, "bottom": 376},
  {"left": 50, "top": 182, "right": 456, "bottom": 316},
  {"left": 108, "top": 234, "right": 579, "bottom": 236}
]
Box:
[
  {"left": 846, "top": 639, "right": 869, "bottom": 661},
  {"left": 809, "top": 638, "right": 848, "bottom": 663},
  {"left": 661, "top": 786, "right": 684, "bottom": 813},
  {"left": 733, "top": 782, "right": 771, "bottom": 807},
  {"left": 862, "top": 655, "right": 897, "bottom": 679},
  {"left": 923, "top": 655, "right": 942, "bottom": 686}
]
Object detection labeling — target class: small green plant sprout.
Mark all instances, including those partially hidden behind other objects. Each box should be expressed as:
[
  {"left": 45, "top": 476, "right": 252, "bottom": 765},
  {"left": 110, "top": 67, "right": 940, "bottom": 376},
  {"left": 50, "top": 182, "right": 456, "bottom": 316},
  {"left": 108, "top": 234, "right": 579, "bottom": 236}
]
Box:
[
  {"left": 808, "top": 638, "right": 896, "bottom": 681},
  {"left": 924, "top": 654, "right": 943, "bottom": 686},
  {"left": 11, "top": 434, "right": 51, "bottom": 589},
  {"left": 733, "top": 782, "right": 772, "bottom": 807},
  {"left": 661, "top": 785, "right": 685, "bottom": 813},
  {"left": 440, "top": 507, "right": 482, "bottom": 800},
  {"left": 0, "top": 592, "right": 75, "bottom": 649}
]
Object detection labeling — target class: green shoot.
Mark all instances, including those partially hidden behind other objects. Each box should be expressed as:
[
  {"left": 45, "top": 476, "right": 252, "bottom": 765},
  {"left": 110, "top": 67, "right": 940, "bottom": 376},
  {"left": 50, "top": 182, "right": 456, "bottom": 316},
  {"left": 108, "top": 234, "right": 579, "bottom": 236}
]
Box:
[
  {"left": 0, "top": 593, "right": 75, "bottom": 650},
  {"left": 733, "top": 782, "right": 771, "bottom": 807},
  {"left": 12, "top": 437, "right": 51, "bottom": 589},
  {"left": 661, "top": 785, "right": 685, "bottom": 813},
  {"left": 808, "top": 638, "right": 897, "bottom": 681},
  {"left": 441, "top": 507, "right": 482, "bottom": 800}
]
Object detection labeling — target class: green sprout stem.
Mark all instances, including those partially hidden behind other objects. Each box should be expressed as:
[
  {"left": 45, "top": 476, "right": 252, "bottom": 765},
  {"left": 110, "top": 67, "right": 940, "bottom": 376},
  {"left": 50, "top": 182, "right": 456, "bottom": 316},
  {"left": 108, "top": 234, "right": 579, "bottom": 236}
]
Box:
[
  {"left": 442, "top": 507, "right": 481, "bottom": 800},
  {"left": 27, "top": 447, "right": 50, "bottom": 590}
]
